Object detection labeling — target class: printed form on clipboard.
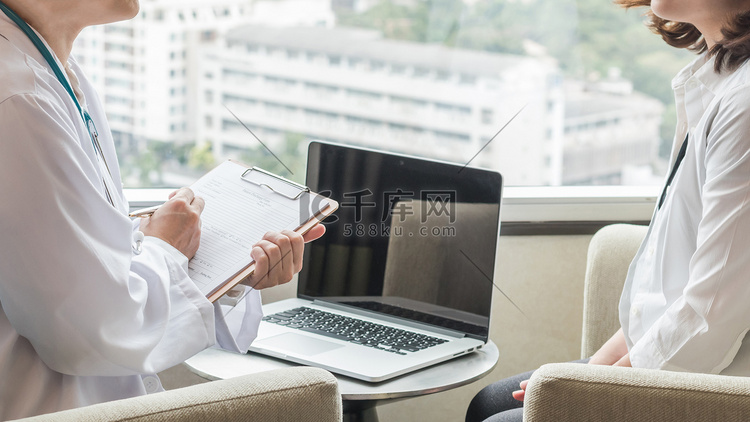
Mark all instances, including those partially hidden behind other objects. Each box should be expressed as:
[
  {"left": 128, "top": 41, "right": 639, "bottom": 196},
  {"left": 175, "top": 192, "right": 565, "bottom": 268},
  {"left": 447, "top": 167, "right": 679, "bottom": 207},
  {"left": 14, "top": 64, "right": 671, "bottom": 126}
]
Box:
[{"left": 186, "top": 160, "right": 338, "bottom": 302}]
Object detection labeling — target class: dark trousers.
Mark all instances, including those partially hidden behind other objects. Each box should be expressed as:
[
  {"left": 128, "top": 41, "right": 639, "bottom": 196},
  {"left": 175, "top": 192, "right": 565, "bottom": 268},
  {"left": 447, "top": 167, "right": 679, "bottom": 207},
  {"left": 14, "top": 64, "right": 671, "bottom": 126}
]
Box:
[{"left": 465, "top": 359, "right": 589, "bottom": 422}]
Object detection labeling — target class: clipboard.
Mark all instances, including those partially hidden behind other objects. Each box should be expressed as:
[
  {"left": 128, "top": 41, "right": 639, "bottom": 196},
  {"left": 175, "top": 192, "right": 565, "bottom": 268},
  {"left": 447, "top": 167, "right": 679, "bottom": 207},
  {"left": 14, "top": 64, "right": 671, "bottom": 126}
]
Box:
[{"left": 164, "top": 160, "right": 338, "bottom": 303}]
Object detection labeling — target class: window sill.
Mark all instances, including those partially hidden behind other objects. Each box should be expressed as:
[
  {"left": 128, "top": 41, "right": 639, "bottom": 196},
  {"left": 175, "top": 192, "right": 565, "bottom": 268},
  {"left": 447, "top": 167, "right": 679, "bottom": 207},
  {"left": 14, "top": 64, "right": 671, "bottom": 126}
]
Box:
[{"left": 499, "top": 186, "right": 657, "bottom": 235}]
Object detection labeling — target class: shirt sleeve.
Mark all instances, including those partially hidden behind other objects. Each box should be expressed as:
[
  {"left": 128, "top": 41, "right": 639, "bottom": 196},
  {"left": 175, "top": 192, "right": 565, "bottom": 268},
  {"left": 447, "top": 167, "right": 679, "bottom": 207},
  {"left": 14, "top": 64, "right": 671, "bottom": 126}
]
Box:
[
  {"left": 629, "top": 85, "right": 750, "bottom": 373},
  {"left": 0, "top": 93, "right": 217, "bottom": 377},
  {"left": 213, "top": 286, "right": 264, "bottom": 352}
]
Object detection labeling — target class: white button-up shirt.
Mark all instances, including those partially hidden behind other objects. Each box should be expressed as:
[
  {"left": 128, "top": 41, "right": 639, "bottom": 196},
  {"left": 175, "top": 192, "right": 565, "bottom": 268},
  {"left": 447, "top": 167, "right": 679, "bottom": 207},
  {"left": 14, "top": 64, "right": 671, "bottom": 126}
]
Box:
[
  {"left": 0, "top": 14, "right": 262, "bottom": 419},
  {"left": 620, "top": 52, "right": 750, "bottom": 375}
]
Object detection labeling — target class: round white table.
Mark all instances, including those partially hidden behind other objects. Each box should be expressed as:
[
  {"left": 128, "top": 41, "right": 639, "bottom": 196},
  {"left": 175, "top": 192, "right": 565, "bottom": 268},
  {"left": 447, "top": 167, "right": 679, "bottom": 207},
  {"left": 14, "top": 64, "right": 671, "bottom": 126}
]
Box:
[{"left": 185, "top": 340, "right": 498, "bottom": 421}]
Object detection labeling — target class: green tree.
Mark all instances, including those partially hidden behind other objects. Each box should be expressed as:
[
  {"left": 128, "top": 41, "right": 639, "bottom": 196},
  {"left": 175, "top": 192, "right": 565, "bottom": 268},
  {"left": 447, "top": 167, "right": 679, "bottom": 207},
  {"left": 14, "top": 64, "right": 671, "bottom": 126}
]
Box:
[
  {"left": 241, "top": 132, "right": 307, "bottom": 184},
  {"left": 188, "top": 142, "right": 216, "bottom": 172}
]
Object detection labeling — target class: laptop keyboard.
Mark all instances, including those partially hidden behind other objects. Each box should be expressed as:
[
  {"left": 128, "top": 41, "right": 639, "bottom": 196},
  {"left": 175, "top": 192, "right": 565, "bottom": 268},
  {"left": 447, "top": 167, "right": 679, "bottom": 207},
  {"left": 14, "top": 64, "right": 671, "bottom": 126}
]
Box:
[
  {"left": 342, "top": 301, "right": 488, "bottom": 336},
  {"left": 262, "top": 307, "right": 448, "bottom": 355}
]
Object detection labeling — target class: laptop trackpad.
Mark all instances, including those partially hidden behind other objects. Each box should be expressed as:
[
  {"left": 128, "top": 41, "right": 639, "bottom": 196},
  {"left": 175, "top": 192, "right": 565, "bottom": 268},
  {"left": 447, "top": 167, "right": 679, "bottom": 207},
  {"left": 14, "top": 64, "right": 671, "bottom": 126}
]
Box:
[{"left": 257, "top": 332, "right": 344, "bottom": 356}]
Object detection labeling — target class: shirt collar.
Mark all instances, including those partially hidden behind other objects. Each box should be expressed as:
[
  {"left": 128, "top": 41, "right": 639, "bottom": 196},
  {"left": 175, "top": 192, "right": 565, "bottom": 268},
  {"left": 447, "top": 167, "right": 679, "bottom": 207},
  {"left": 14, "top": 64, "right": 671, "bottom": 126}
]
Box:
[
  {"left": 0, "top": 11, "right": 88, "bottom": 106},
  {"left": 672, "top": 53, "right": 709, "bottom": 90},
  {"left": 1, "top": 12, "right": 47, "bottom": 64},
  {"left": 674, "top": 52, "right": 737, "bottom": 97},
  {"left": 693, "top": 54, "right": 728, "bottom": 95},
  {"left": 0, "top": 11, "right": 72, "bottom": 85},
  {"left": 673, "top": 53, "right": 725, "bottom": 133},
  {"left": 672, "top": 53, "right": 730, "bottom": 92}
]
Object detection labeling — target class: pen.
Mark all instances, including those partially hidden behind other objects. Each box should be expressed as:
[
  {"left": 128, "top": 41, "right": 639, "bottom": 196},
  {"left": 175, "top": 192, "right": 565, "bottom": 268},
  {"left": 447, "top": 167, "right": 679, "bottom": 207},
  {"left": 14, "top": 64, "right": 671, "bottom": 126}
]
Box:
[{"left": 129, "top": 204, "right": 161, "bottom": 218}]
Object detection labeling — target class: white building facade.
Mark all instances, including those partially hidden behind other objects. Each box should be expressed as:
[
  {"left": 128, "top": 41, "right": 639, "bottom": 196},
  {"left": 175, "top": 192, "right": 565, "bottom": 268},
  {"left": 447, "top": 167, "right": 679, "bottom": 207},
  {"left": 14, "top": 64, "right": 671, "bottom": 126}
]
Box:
[
  {"left": 73, "top": 0, "right": 664, "bottom": 187},
  {"left": 74, "top": 0, "right": 262, "bottom": 149},
  {"left": 197, "top": 25, "right": 566, "bottom": 186},
  {"left": 563, "top": 76, "right": 664, "bottom": 185}
]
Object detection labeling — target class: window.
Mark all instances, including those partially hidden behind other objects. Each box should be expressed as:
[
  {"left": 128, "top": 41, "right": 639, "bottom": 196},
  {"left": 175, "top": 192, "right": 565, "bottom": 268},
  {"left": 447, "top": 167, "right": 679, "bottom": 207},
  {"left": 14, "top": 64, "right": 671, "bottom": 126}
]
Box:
[
  {"left": 201, "top": 30, "right": 216, "bottom": 42},
  {"left": 347, "top": 57, "right": 362, "bottom": 69},
  {"left": 104, "top": 43, "right": 133, "bottom": 54},
  {"left": 346, "top": 88, "right": 382, "bottom": 102},
  {"left": 482, "top": 109, "right": 493, "bottom": 125},
  {"left": 436, "top": 70, "right": 452, "bottom": 81},
  {"left": 76, "top": 0, "right": 691, "bottom": 189},
  {"left": 413, "top": 67, "right": 430, "bottom": 78},
  {"left": 369, "top": 60, "right": 385, "bottom": 71},
  {"left": 459, "top": 73, "right": 476, "bottom": 85}
]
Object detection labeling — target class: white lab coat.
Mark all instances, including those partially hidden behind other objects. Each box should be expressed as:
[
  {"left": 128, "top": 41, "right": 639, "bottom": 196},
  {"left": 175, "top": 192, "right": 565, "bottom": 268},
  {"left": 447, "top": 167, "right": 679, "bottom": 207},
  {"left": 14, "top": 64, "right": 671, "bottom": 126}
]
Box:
[
  {"left": 621, "top": 52, "right": 750, "bottom": 375},
  {"left": 0, "top": 14, "right": 262, "bottom": 420}
]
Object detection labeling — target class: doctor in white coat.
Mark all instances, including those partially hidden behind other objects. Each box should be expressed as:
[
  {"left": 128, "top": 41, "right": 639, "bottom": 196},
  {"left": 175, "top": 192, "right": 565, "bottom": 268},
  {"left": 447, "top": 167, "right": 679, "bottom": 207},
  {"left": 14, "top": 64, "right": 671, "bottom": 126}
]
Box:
[{"left": 0, "top": 0, "right": 325, "bottom": 419}]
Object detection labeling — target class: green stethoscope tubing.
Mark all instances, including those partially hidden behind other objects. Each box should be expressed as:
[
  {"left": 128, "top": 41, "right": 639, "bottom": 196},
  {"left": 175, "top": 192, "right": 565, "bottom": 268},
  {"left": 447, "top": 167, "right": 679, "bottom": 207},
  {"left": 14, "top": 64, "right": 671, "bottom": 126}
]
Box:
[{"left": 0, "top": 1, "right": 115, "bottom": 206}]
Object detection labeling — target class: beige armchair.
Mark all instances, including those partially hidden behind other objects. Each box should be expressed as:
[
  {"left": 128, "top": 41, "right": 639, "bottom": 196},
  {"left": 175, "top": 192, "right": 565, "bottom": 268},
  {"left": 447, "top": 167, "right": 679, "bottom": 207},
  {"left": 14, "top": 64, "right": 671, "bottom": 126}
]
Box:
[
  {"left": 14, "top": 367, "right": 342, "bottom": 422},
  {"left": 524, "top": 224, "right": 750, "bottom": 421}
]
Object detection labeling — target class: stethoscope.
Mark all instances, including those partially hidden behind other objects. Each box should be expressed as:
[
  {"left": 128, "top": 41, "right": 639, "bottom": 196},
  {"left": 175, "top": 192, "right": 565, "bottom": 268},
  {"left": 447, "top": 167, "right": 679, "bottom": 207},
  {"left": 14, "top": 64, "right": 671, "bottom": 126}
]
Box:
[{"left": 0, "top": 1, "right": 116, "bottom": 207}]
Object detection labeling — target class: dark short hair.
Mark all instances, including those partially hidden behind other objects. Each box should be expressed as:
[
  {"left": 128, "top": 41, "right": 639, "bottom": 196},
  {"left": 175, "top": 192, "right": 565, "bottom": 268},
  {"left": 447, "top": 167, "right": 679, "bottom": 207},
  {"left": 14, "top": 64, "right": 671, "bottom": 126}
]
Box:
[{"left": 616, "top": 0, "right": 750, "bottom": 72}]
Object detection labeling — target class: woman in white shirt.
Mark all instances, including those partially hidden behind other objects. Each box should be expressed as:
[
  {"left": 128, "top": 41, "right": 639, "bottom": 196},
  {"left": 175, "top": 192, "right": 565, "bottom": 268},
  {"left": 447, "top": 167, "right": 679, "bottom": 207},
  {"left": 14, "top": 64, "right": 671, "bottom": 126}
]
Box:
[
  {"left": 467, "top": 0, "right": 750, "bottom": 420},
  {"left": 0, "top": 0, "right": 324, "bottom": 419}
]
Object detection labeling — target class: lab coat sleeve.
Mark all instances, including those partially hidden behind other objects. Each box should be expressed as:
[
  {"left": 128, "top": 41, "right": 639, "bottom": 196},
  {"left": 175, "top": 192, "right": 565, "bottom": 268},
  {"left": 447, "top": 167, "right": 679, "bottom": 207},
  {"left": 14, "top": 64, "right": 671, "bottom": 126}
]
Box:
[
  {"left": 629, "top": 85, "right": 750, "bottom": 373},
  {"left": 130, "top": 221, "right": 263, "bottom": 354},
  {"left": 0, "top": 92, "right": 216, "bottom": 377}
]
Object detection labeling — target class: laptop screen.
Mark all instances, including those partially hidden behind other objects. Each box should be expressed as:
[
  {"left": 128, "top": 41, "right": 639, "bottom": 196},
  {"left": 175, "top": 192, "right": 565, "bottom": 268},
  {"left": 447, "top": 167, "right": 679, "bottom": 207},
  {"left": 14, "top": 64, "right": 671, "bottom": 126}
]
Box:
[{"left": 300, "top": 142, "right": 502, "bottom": 342}]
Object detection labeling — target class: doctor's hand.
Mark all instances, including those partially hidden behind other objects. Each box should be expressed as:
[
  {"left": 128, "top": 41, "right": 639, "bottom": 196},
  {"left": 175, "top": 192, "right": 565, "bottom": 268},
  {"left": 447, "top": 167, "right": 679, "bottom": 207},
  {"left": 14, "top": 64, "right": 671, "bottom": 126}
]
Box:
[
  {"left": 242, "top": 226, "right": 326, "bottom": 290},
  {"left": 140, "top": 188, "right": 205, "bottom": 259}
]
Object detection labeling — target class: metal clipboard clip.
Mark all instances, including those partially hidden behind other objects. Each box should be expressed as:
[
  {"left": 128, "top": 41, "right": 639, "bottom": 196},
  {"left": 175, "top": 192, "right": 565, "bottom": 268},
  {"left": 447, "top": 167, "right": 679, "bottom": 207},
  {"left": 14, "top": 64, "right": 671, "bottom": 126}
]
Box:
[{"left": 240, "top": 167, "right": 310, "bottom": 200}]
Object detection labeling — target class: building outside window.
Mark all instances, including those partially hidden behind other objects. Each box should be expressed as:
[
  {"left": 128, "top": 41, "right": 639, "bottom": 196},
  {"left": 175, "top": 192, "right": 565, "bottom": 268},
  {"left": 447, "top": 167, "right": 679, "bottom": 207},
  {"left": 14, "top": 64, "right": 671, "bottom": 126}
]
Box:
[{"left": 74, "top": 0, "right": 691, "bottom": 188}]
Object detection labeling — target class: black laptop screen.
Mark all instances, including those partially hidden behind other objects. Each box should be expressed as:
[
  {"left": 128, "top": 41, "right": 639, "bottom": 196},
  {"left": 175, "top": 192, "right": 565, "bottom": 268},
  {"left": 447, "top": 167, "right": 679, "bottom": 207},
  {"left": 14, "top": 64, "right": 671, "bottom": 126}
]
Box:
[{"left": 300, "top": 142, "right": 502, "bottom": 342}]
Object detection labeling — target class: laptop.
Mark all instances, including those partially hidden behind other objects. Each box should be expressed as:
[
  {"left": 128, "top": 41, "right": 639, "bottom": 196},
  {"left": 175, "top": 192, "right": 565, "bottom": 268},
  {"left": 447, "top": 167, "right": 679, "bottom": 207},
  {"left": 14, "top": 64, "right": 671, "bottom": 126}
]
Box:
[{"left": 248, "top": 141, "right": 503, "bottom": 382}]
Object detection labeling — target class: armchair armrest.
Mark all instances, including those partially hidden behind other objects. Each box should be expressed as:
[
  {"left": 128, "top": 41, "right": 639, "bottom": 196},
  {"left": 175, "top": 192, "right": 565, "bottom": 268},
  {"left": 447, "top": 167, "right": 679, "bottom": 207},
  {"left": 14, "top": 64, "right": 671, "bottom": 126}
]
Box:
[
  {"left": 524, "top": 363, "right": 750, "bottom": 422},
  {"left": 16, "top": 367, "right": 342, "bottom": 422},
  {"left": 581, "top": 223, "right": 647, "bottom": 358}
]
